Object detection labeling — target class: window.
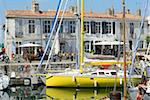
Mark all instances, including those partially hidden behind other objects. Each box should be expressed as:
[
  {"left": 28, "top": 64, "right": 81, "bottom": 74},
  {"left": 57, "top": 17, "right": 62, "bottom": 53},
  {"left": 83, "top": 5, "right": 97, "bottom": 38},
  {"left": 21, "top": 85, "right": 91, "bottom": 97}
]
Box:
[
  {"left": 99, "top": 72, "right": 104, "bottom": 75},
  {"left": 92, "top": 73, "right": 97, "bottom": 75},
  {"left": 59, "top": 21, "right": 63, "bottom": 33},
  {"left": 130, "top": 23, "right": 134, "bottom": 37},
  {"left": 102, "top": 22, "right": 111, "bottom": 34},
  {"left": 84, "top": 22, "right": 89, "bottom": 33},
  {"left": 95, "top": 22, "right": 101, "bottom": 33},
  {"left": 106, "top": 73, "right": 109, "bottom": 75},
  {"left": 111, "top": 72, "right": 117, "bottom": 75},
  {"left": 106, "top": 22, "right": 111, "bottom": 33},
  {"left": 129, "top": 41, "right": 132, "bottom": 50},
  {"left": 16, "top": 19, "right": 23, "bottom": 37},
  {"left": 91, "top": 21, "right": 96, "bottom": 34},
  {"left": 69, "top": 21, "right": 76, "bottom": 33},
  {"left": 91, "top": 41, "right": 93, "bottom": 51},
  {"left": 29, "top": 20, "right": 35, "bottom": 33},
  {"left": 43, "top": 20, "right": 51, "bottom": 33},
  {"left": 139, "top": 41, "right": 143, "bottom": 48},
  {"left": 18, "top": 19, "right": 22, "bottom": 33},
  {"left": 84, "top": 41, "right": 90, "bottom": 52},
  {"left": 16, "top": 42, "right": 21, "bottom": 54},
  {"left": 113, "top": 22, "right": 115, "bottom": 34},
  {"left": 63, "top": 21, "right": 69, "bottom": 33}
]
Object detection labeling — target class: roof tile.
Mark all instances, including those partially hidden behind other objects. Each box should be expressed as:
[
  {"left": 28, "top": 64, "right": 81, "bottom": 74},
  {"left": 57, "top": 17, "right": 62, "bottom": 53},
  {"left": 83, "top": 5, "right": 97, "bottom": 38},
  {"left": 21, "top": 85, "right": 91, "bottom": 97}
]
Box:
[{"left": 6, "top": 10, "right": 141, "bottom": 20}]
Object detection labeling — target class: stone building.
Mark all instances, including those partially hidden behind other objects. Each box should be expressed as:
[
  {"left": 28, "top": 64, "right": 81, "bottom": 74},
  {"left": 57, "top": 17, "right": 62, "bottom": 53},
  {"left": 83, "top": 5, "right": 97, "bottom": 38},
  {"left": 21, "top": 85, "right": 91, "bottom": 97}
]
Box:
[{"left": 4, "top": 1, "right": 148, "bottom": 59}]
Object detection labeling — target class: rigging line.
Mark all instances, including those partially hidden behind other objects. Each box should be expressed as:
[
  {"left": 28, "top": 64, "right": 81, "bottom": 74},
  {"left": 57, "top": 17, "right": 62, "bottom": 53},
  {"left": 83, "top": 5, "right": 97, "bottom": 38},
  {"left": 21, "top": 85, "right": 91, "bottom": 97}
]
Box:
[
  {"left": 129, "top": 0, "right": 149, "bottom": 79},
  {"left": 37, "top": 0, "right": 63, "bottom": 70},
  {"left": 45, "top": 0, "right": 69, "bottom": 69}
]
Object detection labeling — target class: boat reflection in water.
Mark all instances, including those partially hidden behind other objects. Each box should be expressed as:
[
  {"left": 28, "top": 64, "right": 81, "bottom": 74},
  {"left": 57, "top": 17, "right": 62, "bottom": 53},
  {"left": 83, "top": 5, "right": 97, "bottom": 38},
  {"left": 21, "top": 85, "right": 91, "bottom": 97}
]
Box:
[
  {"left": 46, "top": 88, "right": 119, "bottom": 100},
  {"left": 7, "top": 86, "right": 46, "bottom": 100},
  {"left": 0, "top": 86, "right": 122, "bottom": 100}
]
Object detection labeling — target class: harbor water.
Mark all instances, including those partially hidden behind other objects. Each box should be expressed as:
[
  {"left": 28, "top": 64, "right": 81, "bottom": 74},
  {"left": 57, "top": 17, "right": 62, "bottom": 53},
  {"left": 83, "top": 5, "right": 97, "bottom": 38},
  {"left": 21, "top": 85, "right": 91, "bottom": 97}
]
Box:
[{"left": 2, "top": 86, "right": 122, "bottom": 100}]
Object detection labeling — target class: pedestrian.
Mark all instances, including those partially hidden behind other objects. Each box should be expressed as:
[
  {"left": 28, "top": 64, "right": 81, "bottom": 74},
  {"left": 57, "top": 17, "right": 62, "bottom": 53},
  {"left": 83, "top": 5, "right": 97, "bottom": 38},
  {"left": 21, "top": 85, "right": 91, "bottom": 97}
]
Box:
[
  {"left": 23, "top": 49, "right": 29, "bottom": 61},
  {"left": 136, "top": 87, "right": 143, "bottom": 100},
  {"left": 136, "top": 79, "right": 147, "bottom": 100},
  {"left": 37, "top": 48, "right": 44, "bottom": 59}
]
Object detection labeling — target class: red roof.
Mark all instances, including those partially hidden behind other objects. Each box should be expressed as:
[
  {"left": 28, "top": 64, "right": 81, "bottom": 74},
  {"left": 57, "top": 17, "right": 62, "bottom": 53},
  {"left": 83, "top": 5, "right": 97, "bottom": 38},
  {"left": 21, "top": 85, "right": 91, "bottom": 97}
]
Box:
[{"left": 6, "top": 10, "right": 142, "bottom": 20}]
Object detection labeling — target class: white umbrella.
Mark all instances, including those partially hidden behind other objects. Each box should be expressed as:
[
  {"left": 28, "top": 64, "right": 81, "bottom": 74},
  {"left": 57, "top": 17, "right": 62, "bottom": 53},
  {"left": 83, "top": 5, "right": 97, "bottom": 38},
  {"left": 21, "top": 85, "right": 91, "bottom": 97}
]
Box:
[
  {"left": 19, "top": 43, "right": 41, "bottom": 47},
  {"left": 19, "top": 43, "right": 42, "bottom": 57}
]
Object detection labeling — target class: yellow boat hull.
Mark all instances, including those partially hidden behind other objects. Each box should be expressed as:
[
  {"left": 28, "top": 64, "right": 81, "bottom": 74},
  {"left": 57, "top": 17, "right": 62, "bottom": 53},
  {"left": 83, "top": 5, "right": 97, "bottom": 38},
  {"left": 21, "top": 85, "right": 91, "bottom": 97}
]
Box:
[{"left": 46, "top": 74, "right": 141, "bottom": 88}]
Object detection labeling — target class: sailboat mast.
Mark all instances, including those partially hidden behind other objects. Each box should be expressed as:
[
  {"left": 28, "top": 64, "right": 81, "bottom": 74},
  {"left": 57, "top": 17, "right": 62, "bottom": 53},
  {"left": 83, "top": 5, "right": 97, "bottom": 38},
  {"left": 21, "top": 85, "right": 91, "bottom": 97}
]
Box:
[
  {"left": 122, "top": 0, "right": 127, "bottom": 99},
  {"left": 79, "top": 0, "right": 84, "bottom": 73}
]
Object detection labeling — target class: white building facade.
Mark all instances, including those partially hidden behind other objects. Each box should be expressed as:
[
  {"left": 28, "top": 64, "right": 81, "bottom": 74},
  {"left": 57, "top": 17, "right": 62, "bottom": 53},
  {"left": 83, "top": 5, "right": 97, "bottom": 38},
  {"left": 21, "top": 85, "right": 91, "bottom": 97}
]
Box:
[
  {"left": 147, "top": 16, "right": 150, "bottom": 35},
  {"left": 4, "top": 2, "right": 149, "bottom": 59}
]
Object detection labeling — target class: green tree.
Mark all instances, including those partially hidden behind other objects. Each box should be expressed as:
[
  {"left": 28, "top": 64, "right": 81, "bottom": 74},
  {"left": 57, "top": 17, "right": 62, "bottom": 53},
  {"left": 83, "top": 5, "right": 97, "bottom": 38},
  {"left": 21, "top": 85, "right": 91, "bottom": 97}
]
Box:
[{"left": 146, "top": 35, "right": 150, "bottom": 45}]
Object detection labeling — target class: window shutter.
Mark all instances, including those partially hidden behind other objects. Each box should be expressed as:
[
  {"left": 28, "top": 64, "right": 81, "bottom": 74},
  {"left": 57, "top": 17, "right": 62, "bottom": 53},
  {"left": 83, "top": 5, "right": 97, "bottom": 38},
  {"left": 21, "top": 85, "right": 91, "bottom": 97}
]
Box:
[
  {"left": 102, "top": 22, "right": 106, "bottom": 34},
  {"left": 113, "top": 22, "right": 115, "bottom": 34}
]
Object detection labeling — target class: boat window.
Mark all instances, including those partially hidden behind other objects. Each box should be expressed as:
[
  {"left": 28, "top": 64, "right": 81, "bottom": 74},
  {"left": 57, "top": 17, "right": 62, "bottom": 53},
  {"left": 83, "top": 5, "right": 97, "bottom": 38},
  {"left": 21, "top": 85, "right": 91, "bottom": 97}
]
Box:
[
  {"left": 106, "top": 73, "right": 109, "bottom": 75},
  {"left": 99, "top": 72, "right": 104, "bottom": 75},
  {"left": 111, "top": 72, "right": 117, "bottom": 75},
  {"left": 92, "top": 73, "right": 97, "bottom": 75}
]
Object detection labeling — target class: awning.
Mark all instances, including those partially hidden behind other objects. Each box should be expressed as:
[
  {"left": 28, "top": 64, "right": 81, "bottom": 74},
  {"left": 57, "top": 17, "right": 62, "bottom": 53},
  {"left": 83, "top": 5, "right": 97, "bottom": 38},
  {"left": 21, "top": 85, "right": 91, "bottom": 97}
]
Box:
[
  {"left": 94, "top": 41, "right": 124, "bottom": 45},
  {"left": 19, "top": 43, "right": 41, "bottom": 47}
]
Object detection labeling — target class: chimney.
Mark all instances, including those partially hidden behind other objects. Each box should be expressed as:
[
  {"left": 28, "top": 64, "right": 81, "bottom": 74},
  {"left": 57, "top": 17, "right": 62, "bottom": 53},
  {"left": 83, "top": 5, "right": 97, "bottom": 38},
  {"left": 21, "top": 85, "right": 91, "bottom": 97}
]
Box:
[
  {"left": 111, "top": 6, "right": 115, "bottom": 16},
  {"left": 69, "top": 6, "right": 77, "bottom": 13},
  {"left": 107, "top": 8, "right": 111, "bottom": 15},
  {"left": 136, "top": 9, "right": 141, "bottom": 16},
  {"left": 127, "top": 9, "right": 130, "bottom": 14},
  {"left": 89, "top": 9, "right": 93, "bottom": 16},
  {"left": 107, "top": 7, "right": 114, "bottom": 16},
  {"left": 32, "top": 0, "right": 39, "bottom": 12}
]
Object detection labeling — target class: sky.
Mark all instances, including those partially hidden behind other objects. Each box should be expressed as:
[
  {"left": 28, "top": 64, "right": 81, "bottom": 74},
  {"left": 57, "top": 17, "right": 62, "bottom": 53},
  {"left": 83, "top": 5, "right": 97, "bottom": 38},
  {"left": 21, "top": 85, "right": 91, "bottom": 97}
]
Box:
[{"left": 0, "top": 0, "right": 150, "bottom": 43}]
